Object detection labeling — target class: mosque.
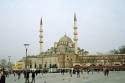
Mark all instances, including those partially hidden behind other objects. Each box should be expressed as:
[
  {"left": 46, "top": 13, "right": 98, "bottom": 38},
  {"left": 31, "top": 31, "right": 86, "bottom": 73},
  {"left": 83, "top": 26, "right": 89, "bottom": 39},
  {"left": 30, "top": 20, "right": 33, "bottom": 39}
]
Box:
[{"left": 15, "top": 14, "right": 125, "bottom": 71}]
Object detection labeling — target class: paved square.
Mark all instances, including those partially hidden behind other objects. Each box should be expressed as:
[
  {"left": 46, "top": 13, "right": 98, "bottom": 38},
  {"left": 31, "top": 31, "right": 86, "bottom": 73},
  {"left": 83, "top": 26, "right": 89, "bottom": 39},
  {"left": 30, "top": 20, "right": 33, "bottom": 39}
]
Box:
[{"left": 6, "top": 71, "right": 125, "bottom": 83}]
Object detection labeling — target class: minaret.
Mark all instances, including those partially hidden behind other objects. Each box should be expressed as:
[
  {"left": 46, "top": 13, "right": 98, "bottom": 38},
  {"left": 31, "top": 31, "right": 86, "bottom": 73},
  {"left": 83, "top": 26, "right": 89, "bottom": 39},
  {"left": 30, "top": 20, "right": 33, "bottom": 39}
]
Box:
[
  {"left": 73, "top": 13, "right": 78, "bottom": 54},
  {"left": 39, "top": 17, "right": 43, "bottom": 54}
]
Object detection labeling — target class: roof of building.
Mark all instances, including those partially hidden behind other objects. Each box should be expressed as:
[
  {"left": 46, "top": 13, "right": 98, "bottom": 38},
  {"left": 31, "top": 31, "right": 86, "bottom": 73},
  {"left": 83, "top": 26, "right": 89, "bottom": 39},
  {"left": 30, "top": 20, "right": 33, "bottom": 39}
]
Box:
[{"left": 59, "top": 34, "right": 73, "bottom": 43}]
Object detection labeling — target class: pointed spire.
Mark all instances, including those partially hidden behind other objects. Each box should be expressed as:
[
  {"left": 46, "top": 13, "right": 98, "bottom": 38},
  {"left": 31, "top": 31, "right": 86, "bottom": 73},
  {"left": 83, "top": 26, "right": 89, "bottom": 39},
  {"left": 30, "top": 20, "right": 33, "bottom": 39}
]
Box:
[
  {"left": 64, "top": 32, "right": 67, "bottom": 36},
  {"left": 40, "top": 17, "right": 43, "bottom": 25},
  {"left": 74, "top": 13, "right": 77, "bottom": 21}
]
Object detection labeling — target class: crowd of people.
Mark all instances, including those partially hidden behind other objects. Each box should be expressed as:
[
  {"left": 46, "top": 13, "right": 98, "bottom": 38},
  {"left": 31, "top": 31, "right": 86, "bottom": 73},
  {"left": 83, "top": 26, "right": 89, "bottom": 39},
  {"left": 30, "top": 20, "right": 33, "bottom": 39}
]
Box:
[
  {"left": 0, "top": 69, "right": 40, "bottom": 83},
  {"left": 0, "top": 67, "right": 111, "bottom": 83}
]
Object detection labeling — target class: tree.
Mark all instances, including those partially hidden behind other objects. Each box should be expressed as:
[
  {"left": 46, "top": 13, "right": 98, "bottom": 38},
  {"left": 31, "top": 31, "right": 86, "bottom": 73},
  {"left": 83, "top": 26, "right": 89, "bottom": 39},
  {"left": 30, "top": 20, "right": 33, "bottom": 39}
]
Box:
[
  {"left": 111, "top": 45, "right": 125, "bottom": 54},
  {"left": 110, "top": 49, "right": 119, "bottom": 54},
  {"left": 84, "top": 51, "right": 89, "bottom": 55},
  {"left": 78, "top": 48, "right": 89, "bottom": 55},
  {"left": 119, "top": 45, "right": 125, "bottom": 54},
  {"left": 0, "top": 59, "right": 7, "bottom": 68}
]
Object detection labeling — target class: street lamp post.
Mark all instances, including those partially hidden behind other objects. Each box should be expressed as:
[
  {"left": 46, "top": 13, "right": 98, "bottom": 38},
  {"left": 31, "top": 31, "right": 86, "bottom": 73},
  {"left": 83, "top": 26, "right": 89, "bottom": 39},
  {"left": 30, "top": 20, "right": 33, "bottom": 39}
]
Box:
[
  {"left": 8, "top": 56, "right": 11, "bottom": 71},
  {"left": 24, "top": 44, "right": 30, "bottom": 71}
]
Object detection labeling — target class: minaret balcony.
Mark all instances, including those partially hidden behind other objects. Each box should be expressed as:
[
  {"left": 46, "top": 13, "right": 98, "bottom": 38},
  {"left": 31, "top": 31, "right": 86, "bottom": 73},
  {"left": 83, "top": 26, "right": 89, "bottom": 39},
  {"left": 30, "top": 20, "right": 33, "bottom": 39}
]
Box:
[
  {"left": 73, "top": 38, "right": 78, "bottom": 41},
  {"left": 40, "top": 30, "right": 43, "bottom": 32},
  {"left": 39, "top": 35, "right": 43, "bottom": 38},
  {"left": 74, "top": 32, "right": 78, "bottom": 35},
  {"left": 39, "top": 41, "right": 43, "bottom": 43},
  {"left": 74, "top": 27, "right": 77, "bottom": 29}
]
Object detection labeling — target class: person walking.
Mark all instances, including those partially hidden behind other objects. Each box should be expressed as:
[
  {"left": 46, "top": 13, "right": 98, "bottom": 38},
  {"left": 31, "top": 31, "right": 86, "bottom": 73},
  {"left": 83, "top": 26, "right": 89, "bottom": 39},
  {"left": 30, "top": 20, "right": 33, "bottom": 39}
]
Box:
[
  {"left": 25, "top": 71, "right": 29, "bottom": 83},
  {"left": 0, "top": 71, "right": 6, "bottom": 83},
  {"left": 76, "top": 69, "right": 80, "bottom": 78},
  {"left": 69, "top": 69, "right": 73, "bottom": 77},
  {"left": 17, "top": 71, "right": 21, "bottom": 79},
  {"left": 0, "top": 71, "right": 1, "bottom": 83},
  {"left": 31, "top": 71, "right": 36, "bottom": 83},
  {"left": 105, "top": 68, "right": 109, "bottom": 76}
]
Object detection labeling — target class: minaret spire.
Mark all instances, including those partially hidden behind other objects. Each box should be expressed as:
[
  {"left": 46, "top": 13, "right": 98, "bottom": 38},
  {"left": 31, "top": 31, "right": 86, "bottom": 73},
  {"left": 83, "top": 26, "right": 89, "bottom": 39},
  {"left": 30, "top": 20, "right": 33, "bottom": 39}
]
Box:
[
  {"left": 74, "top": 13, "right": 77, "bottom": 21},
  {"left": 73, "top": 13, "right": 78, "bottom": 54},
  {"left": 40, "top": 17, "right": 43, "bottom": 25},
  {"left": 39, "top": 17, "right": 44, "bottom": 54}
]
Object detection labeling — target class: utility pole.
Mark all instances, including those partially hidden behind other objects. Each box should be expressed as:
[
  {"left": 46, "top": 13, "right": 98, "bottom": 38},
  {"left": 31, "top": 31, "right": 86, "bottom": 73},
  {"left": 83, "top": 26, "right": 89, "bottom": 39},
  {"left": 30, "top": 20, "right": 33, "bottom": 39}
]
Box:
[{"left": 8, "top": 56, "right": 11, "bottom": 71}]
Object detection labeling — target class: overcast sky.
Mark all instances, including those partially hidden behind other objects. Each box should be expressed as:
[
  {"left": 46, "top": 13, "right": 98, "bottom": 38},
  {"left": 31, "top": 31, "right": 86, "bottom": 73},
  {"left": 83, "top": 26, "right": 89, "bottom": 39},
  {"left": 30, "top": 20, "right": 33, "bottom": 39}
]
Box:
[{"left": 0, "top": 0, "right": 125, "bottom": 62}]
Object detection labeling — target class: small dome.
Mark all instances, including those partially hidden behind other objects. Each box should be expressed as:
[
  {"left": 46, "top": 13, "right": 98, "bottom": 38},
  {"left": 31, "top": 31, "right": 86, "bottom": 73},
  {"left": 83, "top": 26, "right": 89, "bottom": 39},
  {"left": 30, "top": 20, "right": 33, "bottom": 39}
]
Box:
[{"left": 59, "top": 34, "right": 73, "bottom": 43}]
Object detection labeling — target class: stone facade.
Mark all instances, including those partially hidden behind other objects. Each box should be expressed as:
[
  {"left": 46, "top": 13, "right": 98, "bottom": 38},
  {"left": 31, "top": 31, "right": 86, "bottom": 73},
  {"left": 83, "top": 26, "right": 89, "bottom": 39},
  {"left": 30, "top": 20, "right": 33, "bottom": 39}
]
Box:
[
  {"left": 38, "top": 34, "right": 85, "bottom": 69},
  {"left": 16, "top": 34, "right": 125, "bottom": 70},
  {"left": 16, "top": 35, "right": 125, "bottom": 70}
]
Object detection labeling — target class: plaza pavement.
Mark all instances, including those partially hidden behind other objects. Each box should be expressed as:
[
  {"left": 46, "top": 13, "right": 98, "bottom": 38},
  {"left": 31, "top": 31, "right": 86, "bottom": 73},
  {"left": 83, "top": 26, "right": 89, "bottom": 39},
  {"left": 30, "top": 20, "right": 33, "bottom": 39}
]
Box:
[{"left": 6, "top": 71, "right": 125, "bottom": 83}]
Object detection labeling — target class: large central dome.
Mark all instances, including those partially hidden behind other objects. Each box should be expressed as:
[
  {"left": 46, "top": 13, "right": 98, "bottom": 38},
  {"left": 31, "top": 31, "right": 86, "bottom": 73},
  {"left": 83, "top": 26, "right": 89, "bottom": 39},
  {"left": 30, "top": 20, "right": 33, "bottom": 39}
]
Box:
[{"left": 59, "top": 34, "right": 73, "bottom": 43}]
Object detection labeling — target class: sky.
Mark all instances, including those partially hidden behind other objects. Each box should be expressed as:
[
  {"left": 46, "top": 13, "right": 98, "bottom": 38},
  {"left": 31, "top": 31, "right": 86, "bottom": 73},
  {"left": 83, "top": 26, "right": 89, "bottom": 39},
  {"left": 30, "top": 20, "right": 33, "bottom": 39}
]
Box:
[{"left": 0, "top": 0, "right": 125, "bottom": 62}]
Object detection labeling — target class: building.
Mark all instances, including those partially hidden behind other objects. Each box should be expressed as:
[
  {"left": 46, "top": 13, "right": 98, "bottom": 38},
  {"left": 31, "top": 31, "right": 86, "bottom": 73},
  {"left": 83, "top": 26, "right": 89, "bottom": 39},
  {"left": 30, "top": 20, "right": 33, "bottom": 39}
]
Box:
[{"left": 15, "top": 14, "right": 125, "bottom": 70}]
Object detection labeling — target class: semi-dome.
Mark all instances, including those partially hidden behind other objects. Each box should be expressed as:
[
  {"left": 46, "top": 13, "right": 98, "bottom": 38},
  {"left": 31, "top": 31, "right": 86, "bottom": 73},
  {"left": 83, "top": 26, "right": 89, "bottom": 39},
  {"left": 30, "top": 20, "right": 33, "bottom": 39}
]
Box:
[{"left": 59, "top": 34, "right": 73, "bottom": 43}]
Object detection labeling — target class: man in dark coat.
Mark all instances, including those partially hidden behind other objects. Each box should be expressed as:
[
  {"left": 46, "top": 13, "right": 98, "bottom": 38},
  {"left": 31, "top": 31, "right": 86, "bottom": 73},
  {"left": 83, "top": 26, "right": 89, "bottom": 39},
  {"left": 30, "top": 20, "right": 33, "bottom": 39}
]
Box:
[
  {"left": 0, "top": 71, "right": 6, "bottom": 83},
  {"left": 31, "top": 71, "right": 36, "bottom": 83},
  {"left": 25, "top": 71, "right": 29, "bottom": 83}
]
